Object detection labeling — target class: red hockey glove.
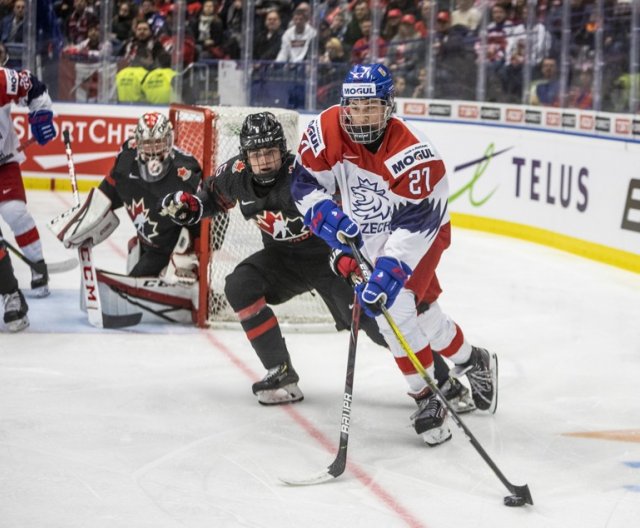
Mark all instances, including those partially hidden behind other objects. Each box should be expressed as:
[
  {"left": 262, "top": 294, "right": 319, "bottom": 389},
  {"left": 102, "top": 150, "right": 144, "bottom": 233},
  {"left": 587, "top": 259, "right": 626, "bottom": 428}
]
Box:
[
  {"left": 159, "top": 191, "right": 203, "bottom": 226},
  {"left": 328, "top": 248, "right": 362, "bottom": 286}
]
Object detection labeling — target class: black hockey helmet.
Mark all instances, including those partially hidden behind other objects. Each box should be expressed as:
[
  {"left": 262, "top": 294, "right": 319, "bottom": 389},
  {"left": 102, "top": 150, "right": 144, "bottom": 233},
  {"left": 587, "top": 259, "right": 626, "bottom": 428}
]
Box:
[{"left": 239, "top": 112, "right": 288, "bottom": 185}]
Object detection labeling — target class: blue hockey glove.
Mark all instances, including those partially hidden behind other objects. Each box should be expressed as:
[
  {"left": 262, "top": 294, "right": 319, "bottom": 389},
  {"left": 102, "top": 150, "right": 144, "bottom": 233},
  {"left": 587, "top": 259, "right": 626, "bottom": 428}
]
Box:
[
  {"left": 159, "top": 191, "right": 203, "bottom": 226},
  {"left": 356, "top": 256, "right": 412, "bottom": 317},
  {"left": 304, "top": 199, "right": 361, "bottom": 252},
  {"left": 28, "top": 109, "right": 56, "bottom": 145}
]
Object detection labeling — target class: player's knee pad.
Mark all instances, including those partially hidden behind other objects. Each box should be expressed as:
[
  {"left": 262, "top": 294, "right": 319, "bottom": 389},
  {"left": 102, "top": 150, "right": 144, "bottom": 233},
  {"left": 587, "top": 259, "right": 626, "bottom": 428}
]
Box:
[
  {"left": 0, "top": 199, "right": 34, "bottom": 234},
  {"left": 418, "top": 301, "right": 457, "bottom": 350},
  {"left": 224, "top": 265, "right": 264, "bottom": 310}
]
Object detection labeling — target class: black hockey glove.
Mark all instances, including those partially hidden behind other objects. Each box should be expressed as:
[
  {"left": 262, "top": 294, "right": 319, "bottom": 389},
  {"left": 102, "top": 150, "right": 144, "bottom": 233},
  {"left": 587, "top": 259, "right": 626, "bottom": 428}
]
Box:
[
  {"left": 328, "top": 248, "right": 362, "bottom": 287},
  {"left": 159, "top": 191, "right": 203, "bottom": 226}
]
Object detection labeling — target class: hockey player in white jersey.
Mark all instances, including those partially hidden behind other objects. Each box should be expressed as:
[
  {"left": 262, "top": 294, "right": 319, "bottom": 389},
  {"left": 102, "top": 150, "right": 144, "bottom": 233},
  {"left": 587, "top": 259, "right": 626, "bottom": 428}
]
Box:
[
  {"left": 0, "top": 60, "right": 57, "bottom": 297},
  {"left": 291, "top": 63, "right": 498, "bottom": 446}
]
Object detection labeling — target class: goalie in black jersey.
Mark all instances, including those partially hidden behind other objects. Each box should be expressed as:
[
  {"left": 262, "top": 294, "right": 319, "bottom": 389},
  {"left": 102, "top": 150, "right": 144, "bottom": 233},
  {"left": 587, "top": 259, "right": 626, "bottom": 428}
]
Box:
[
  {"left": 161, "top": 112, "right": 474, "bottom": 410},
  {"left": 51, "top": 112, "right": 202, "bottom": 278}
]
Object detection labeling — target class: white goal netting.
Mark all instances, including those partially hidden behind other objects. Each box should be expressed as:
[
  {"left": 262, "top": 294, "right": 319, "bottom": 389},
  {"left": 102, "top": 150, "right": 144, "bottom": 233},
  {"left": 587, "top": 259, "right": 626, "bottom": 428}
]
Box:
[{"left": 170, "top": 104, "right": 334, "bottom": 329}]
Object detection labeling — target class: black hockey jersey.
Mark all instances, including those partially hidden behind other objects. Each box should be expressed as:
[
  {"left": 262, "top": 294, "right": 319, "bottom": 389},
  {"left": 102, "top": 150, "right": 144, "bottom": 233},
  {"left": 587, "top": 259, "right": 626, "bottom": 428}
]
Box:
[
  {"left": 99, "top": 139, "right": 202, "bottom": 255},
  {"left": 198, "top": 153, "right": 329, "bottom": 256}
]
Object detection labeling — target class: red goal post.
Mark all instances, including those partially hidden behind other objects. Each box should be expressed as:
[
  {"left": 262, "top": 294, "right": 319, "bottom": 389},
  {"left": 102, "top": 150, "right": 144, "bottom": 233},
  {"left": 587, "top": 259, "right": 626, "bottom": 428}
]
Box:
[{"left": 169, "top": 104, "right": 333, "bottom": 329}]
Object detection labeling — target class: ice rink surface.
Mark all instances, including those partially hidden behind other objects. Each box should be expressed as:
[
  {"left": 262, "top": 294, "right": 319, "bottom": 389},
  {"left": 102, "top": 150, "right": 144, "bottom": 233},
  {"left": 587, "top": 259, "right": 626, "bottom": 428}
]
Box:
[{"left": 1, "top": 191, "right": 639, "bottom": 528}]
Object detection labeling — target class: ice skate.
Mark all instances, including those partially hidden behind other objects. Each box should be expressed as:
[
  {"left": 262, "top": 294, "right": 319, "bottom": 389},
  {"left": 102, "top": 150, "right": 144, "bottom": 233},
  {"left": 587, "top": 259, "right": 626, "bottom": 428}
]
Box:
[
  {"left": 30, "top": 260, "right": 50, "bottom": 298},
  {"left": 410, "top": 389, "right": 452, "bottom": 446},
  {"left": 252, "top": 360, "right": 303, "bottom": 405},
  {"left": 439, "top": 376, "right": 476, "bottom": 414},
  {"left": 3, "top": 289, "right": 29, "bottom": 332},
  {"left": 452, "top": 346, "right": 498, "bottom": 413}
]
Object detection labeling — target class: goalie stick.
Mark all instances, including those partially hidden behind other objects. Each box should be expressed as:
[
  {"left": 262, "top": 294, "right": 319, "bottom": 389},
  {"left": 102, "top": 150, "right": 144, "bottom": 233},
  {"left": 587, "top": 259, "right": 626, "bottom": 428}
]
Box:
[
  {"left": 4, "top": 239, "right": 78, "bottom": 273},
  {"left": 279, "top": 292, "right": 361, "bottom": 486},
  {"left": 348, "top": 240, "right": 533, "bottom": 507},
  {"left": 62, "top": 129, "right": 141, "bottom": 329}
]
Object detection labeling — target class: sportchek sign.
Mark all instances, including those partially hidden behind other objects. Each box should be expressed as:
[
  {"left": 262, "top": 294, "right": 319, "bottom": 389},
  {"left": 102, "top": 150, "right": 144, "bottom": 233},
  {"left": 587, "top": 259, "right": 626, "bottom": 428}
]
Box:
[{"left": 14, "top": 103, "right": 158, "bottom": 182}]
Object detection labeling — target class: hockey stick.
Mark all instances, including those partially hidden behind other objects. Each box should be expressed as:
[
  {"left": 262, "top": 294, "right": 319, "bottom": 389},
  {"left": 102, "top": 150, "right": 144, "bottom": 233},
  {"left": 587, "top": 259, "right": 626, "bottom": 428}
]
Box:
[
  {"left": 62, "top": 129, "right": 141, "bottom": 329},
  {"left": 3, "top": 239, "right": 78, "bottom": 273},
  {"left": 347, "top": 240, "right": 533, "bottom": 507},
  {"left": 279, "top": 291, "right": 361, "bottom": 486},
  {"left": 0, "top": 137, "right": 38, "bottom": 164}
]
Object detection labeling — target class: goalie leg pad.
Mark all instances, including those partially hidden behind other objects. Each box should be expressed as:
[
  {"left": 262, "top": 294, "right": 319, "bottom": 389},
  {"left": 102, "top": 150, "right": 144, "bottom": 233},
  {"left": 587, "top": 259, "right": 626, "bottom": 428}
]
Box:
[
  {"left": 49, "top": 188, "right": 120, "bottom": 248},
  {"left": 161, "top": 228, "right": 199, "bottom": 285}
]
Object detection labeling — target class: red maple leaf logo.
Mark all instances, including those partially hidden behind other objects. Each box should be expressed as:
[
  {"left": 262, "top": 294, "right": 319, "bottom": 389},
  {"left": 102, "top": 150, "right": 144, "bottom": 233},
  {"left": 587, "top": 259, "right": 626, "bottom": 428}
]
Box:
[
  {"left": 232, "top": 160, "right": 246, "bottom": 173},
  {"left": 177, "top": 167, "right": 191, "bottom": 181}
]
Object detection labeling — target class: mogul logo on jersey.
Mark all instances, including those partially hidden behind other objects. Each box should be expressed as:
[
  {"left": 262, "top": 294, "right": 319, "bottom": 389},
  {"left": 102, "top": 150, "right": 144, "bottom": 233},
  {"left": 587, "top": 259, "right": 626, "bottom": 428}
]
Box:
[
  {"left": 254, "top": 211, "right": 310, "bottom": 241},
  {"left": 385, "top": 143, "right": 436, "bottom": 178},
  {"left": 125, "top": 198, "right": 159, "bottom": 244},
  {"left": 342, "top": 83, "right": 376, "bottom": 97},
  {"left": 176, "top": 167, "right": 191, "bottom": 181},
  {"left": 351, "top": 177, "right": 392, "bottom": 226},
  {"left": 5, "top": 69, "right": 18, "bottom": 95},
  {"left": 232, "top": 159, "right": 246, "bottom": 173},
  {"left": 301, "top": 119, "right": 325, "bottom": 157}
]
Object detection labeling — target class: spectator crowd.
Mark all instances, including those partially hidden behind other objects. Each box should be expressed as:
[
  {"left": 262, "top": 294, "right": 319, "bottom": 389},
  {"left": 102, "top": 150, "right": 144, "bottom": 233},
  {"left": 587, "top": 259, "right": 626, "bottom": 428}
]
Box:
[{"left": 10, "top": 0, "right": 639, "bottom": 111}]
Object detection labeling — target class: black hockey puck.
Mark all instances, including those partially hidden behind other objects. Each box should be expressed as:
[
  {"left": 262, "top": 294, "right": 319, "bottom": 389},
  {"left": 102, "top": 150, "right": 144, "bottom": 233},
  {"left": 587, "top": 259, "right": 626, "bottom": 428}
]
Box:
[{"left": 504, "top": 494, "right": 526, "bottom": 507}]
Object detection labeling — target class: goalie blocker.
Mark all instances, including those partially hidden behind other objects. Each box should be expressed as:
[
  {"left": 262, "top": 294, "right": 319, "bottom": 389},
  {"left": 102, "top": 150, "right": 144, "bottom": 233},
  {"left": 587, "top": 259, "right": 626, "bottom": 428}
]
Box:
[{"left": 49, "top": 187, "right": 120, "bottom": 249}]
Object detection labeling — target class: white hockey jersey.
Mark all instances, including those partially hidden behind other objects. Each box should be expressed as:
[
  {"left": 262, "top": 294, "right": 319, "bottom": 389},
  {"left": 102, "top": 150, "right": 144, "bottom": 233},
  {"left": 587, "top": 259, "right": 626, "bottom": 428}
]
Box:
[
  {"left": 0, "top": 67, "right": 53, "bottom": 165},
  {"left": 292, "top": 105, "right": 451, "bottom": 274}
]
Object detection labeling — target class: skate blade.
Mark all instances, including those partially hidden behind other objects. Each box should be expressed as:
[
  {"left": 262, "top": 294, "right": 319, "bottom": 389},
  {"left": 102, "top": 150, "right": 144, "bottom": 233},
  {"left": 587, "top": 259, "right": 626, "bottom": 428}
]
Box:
[
  {"left": 450, "top": 395, "right": 476, "bottom": 414},
  {"left": 422, "top": 424, "right": 452, "bottom": 447},
  {"left": 30, "top": 286, "right": 50, "bottom": 298},
  {"left": 488, "top": 352, "right": 498, "bottom": 414},
  {"left": 5, "top": 317, "right": 29, "bottom": 333},
  {"left": 257, "top": 383, "right": 304, "bottom": 405}
]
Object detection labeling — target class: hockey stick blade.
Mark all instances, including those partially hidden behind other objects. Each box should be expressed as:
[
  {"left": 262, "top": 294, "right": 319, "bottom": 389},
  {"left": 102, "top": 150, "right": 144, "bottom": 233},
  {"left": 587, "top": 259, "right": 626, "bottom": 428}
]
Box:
[
  {"left": 46, "top": 257, "right": 79, "bottom": 274},
  {"left": 4, "top": 240, "right": 78, "bottom": 274},
  {"left": 279, "top": 469, "right": 338, "bottom": 486},
  {"left": 280, "top": 453, "right": 347, "bottom": 486},
  {"left": 101, "top": 312, "right": 143, "bottom": 329}
]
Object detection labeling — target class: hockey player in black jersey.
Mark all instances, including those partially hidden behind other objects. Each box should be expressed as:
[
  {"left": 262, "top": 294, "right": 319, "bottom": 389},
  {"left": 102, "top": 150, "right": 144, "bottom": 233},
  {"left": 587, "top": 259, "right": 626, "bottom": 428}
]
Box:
[
  {"left": 161, "top": 112, "right": 474, "bottom": 410},
  {"left": 52, "top": 112, "right": 202, "bottom": 277}
]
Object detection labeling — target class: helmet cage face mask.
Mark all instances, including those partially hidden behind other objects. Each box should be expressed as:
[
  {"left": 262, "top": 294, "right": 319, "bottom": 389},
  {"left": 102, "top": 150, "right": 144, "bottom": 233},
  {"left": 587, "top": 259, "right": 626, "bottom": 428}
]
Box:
[
  {"left": 135, "top": 113, "right": 174, "bottom": 183},
  {"left": 239, "top": 112, "right": 288, "bottom": 185},
  {"left": 245, "top": 147, "right": 284, "bottom": 185},
  {"left": 339, "top": 63, "right": 395, "bottom": 144},
  {"left": 339, "top": 97, "right": 394, "bottom": 144}
]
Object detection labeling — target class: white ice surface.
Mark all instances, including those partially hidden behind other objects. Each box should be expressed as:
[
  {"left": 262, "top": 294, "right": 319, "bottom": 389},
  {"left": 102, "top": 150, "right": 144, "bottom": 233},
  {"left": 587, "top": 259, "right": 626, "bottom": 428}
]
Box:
[{"left": 1, "top": 190, "right": 639, "bottom": 528}]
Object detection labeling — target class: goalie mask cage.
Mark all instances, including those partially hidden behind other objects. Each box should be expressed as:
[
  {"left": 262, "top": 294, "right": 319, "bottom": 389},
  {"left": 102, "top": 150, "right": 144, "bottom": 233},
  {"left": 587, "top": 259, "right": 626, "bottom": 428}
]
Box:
[{"left": 169, "top": 104, "right": 334, "bottom": 329}]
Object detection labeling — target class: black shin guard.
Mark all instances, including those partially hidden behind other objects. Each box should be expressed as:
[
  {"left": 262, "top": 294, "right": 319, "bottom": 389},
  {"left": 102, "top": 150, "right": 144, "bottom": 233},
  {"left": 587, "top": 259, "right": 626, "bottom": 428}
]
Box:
[
  {"left": 0, "top": 245, "right": 19, "bottom": 295},
  {"left": 240, "top": 305, "right": 289, "bottom": 369}
]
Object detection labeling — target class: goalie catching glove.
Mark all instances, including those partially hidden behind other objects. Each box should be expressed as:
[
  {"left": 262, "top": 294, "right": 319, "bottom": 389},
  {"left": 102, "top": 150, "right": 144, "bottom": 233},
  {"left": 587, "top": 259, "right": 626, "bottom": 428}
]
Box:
[
  {"left": 159, "top": 191, "right": 203, "bottom": 226},
  {"left": 48, "top": 187, "right": 119, "bottom": 248},
  {"left": 356, "top": 256, "right": 412, "bottom": 317}
]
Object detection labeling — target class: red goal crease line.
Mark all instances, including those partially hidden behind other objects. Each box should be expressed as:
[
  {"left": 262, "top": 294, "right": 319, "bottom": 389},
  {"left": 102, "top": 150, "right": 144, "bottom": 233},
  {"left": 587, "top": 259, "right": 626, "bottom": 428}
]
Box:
[{"left": 563, "top": 430, "right": 640, "bottom": 443}]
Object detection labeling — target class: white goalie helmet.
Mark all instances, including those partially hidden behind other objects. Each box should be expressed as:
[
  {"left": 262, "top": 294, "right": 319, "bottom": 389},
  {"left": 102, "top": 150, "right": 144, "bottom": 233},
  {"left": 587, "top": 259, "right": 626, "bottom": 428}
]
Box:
[{"left": 134, "top": 112, "right": 174, "bottom": 182}]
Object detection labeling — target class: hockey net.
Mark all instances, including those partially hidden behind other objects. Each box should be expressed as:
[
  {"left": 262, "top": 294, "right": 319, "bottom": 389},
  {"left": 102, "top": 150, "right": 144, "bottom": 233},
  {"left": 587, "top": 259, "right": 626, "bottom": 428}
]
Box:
[{"left": 169, "top": 104, "right": 333, "bottom": 329}]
